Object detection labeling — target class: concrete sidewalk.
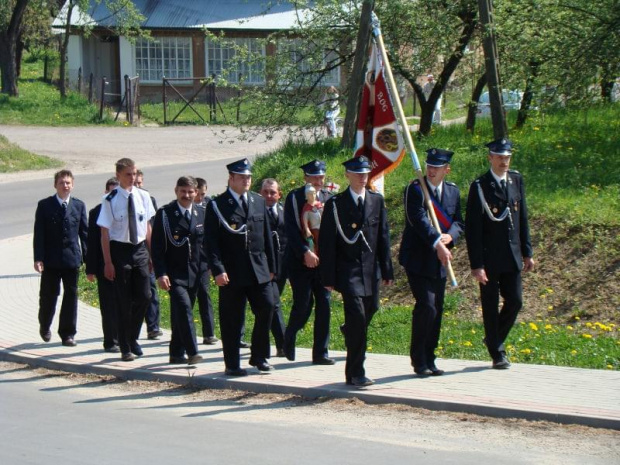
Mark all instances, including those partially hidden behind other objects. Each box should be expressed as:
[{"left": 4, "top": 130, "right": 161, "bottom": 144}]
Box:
[{"left": 1, "top": 234, "right": 618, "bottom": 430}]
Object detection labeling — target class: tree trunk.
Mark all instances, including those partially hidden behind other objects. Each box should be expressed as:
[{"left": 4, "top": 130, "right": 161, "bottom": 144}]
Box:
[
  {"left": 0, "top": 0, "right": 30, "bottom": 96},
  {"left": 16, "top": 38, "right": 25, "bottom": 79},
  {"left": 516, "top": 61, "right": 539, "bottom": 129},
  {"left": 58, "top": 1, "right": 75, "bottom": 98},
  {"left": 341, "top": 0, "right": 375, "bottom": 149},
  {"left": 416, "top": 10, "right": 477, "bottom": 137},
  {"left": 466, "top": 72, "right": 487, "bottom": 132}
]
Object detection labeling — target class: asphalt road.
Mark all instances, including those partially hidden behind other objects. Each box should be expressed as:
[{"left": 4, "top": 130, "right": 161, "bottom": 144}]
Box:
[{"left": 0, "top": 158, "right": 238, "bottom": 240}]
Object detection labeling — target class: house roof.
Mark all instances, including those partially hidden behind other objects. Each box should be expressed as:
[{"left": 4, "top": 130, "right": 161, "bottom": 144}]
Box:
[{"left": 53, "top": 0, "right": 311, "bottom": 31}]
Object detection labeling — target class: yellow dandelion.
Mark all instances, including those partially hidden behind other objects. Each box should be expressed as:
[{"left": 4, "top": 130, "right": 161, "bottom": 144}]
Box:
[
  {"left": 448, "top": 340, "right": 454, "bottom": 345},
  {"left": 574, "top": 316, "right": 581, "bottom": 321},
  {"left": 607, "top": 365, "right": 614, "bottom": 369},
  {"left": 586, "top": 322, "right": 593, "bottom": 328},
  {"left": 463, "top": 341, "right": 472, "bottom": 347},
  {"left": 547, "top": 305, "right": 554, "bottom": 311},
  {"left": 533, "top": 127, "right": 540, "bottom": 130},
  {"left": 545, "top": 324, "right": 552, "bottom": 330},
  {"left": 367, "top": 345, "right": 373, "bottom": 351},
  {"left": 470, "top": 329, "right": 476, "bottom": 334},
  {"left": 546, "top": 288, "right": 554, "bottom": 294},
  {"left": 571, "top": 350, "right": 577, "bottom": 355},
  {"left": 567, "top": 325, "right": 574, "bottom": 330},
  {"left": 520, "top": 348, "right": 531, "bottom": 354},
  {"left": 582, "top": 334, "right": 593, "bottom": 339},
  {"left": 529, "top": 322, "right": 539, "bottom": 331}
]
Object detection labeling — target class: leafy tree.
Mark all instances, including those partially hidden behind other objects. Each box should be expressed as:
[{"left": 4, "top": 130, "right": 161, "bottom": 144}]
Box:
[{"left": 0, "top": 0, "right": 30, "bottom": 96}]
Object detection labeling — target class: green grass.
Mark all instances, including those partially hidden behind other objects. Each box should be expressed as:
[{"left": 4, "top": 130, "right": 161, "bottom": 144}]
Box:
[
  {"left": 78, "top": 270, "right": 619, "bottom": 370},
  {"left": 0, "top": 56, "right": 120, "bottom": 126},
  {"left": 0, "top": 135, "right": 61, "bottom": 173}
]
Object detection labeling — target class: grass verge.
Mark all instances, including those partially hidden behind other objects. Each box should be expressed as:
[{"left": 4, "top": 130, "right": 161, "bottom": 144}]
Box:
[{"left": 0, "top": 135, "right": 61, "bottom": 173}]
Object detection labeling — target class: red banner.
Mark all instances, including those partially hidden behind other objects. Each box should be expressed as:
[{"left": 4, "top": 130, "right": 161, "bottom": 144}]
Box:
[{"left": 354, "top": 42, "right": 406, "bottom": 193}]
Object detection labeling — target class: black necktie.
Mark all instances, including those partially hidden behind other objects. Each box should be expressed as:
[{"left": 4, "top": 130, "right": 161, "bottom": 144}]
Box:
[
  {"left": 185, "top": 210, "right": 191, "bottom": 223},
  {"left": 500, "top": 179, "right": 507, "bottom": 196},
  {"left": 269, "top": 206, "right": 277, "bottom": 222},
  {"left": 241, "top": 195, "right": 248, "bottom": 215},
  {"left": 61, "top": 201, "right": 67, "bottom": 216},
  {"left": 357, "top": 196, "right": 364, "bottom": 221},
  {"left": 128, "top": 193, "right": 138, "bottom": 245},
  {"left": 434, "top": 187, "right": 440, "bottom": 199}
]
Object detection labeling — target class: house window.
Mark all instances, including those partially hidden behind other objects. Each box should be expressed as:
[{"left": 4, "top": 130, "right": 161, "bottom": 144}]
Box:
[
  {"left": 135, "top": 37, "right": 192, "bottom": 82},
  {"left": 205, "top": 38, "right": 265, "bottom": 84},
  {"left": 278, "top": 39, "right": 340, "bottom": 87}
]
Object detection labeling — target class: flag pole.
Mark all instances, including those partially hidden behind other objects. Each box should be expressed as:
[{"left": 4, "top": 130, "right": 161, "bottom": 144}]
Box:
[{"left": 370, "top": 12, "right": 458, "bottom": 287}]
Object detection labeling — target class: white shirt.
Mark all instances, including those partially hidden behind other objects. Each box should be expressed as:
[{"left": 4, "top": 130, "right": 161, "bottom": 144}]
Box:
[
  {"left": 228, "top": 188, "right": 248, "bottom": 210},
  {"left": 97, "top": 186, "right": 155, "bottom": 243},
  {"left": 177, "top": 202, "right": 192, "bottom": 219},
  {"left": 55, "top": 194, "right": 71, "bottom": 206},
  {"left": 490, "top": 170, "right": 508, "bottom": 185},
  {"left": 426, "top": 180, "right": 443, "bottom": 200},
  {"left": 349, "top": 188, "right": 366, "bottom": 206}
]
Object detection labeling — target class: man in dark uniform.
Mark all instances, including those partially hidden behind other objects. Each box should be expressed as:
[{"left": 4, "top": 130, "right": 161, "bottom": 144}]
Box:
[
  {"left": 399, "top": 149, "right": 463, "bottom": 376},
  {"left": 34, "top": 170, "right": 88, "bottom": 346},
  {"left": 283, "top": 160, "right": 334, "bottom": 365},
  {"left": 135, "top": 169, "right": 163, "bottom": 341},
  {"left": 152, "top": 176, "right": 205, "bottom": 365},
  {"left": 86, "top": 177, "right": 120, "bottom": 352},
  {"left": 205, "top": 158, "right": 276, "bottom": 376},
  {"left": 466, "top": 138, "right": 535, "bottom": 369},
  {"left": 97, "top": 158, "right": 156, "bottom": 362},
  {"left": 319, "top": 156, "right": 394, "bottom": 387},
  {"left": 260, "top": 178, "right": 287, "bottom": 357},
  {"left": 194, "top": 177, "right": 218, "bottom": 345}
]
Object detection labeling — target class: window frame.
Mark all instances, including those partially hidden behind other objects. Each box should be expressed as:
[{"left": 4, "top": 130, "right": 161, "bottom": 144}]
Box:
[
  {"left": 134, "top": 36, "right": 193, "bottom": 84},
  {"left": 205, "top": 37, "right": 266, "bottom": 85}
]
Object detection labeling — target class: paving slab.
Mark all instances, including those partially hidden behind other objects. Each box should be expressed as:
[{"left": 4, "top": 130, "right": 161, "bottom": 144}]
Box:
[{"left": 1, "top": 234, "right": 618, "bottom": 430}]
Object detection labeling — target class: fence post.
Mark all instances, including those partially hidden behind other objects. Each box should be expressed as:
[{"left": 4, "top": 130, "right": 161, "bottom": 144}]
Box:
[
  {"left": 163, "top": 77, "right": 168, "bottom": 125},
  {"left": 77, "top": 67, "right": 82, "bottom": 93},
  {"left": 237, "top": 73, "right": 242, "bottom": 122},
  {"left": 136, "top": 77, "right": 141, "bottom": 123},
  {"left": 124, "top": 75, "right": 130, "bottom": 123},
  {"left": 88, "top": 73, "right": 93, "bottom": 103},
  {"left": 99, "top": 76, "right": 106, "bottom": 121}
]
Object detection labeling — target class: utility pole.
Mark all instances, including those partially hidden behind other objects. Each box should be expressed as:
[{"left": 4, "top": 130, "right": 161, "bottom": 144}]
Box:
[{"left": 478, "top": 0, "right": 508, "bottom": 139}]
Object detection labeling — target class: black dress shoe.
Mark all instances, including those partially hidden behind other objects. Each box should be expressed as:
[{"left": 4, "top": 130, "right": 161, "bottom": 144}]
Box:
[
  {"left": 169, "top": 356, "right": 188, "bottom": 364},
  {"left": 346, "top": 376, "right": 375, "bottom": 387},
  {"left": 104, "top": 345, "right": 120, "bottom": 353},
  {"left": 121, "top": 353, "right": 136, "bottom": 362},
  {"left": 339, "top": 324, "right": 347, "bottom": 337},
  {"left": 249, "top": 360, "right": 273, "bottom": 372},
  {"left": 414, "top": 367, "right": 433, "bottom": 377},
  {"left": 239, "top": 340, "right": 251, "bottom": 349},
  {"left": 147, "top": 329, "right": 163, "bottom": 340},
  {"left": 131, "top": 343, "right": 143, "bottom": 357},
  {"left": 225, "top": 367, "right": 248, "bottom": 377},
  {"left": 492, "top": 354, "right": 511, "bottom": 369},
  {"left": 429, "top": 365, "right": 445, "bottom": 376},
  {"left": 275, "top": 348, "right": 286, "bottom": 357},
  {"left": 62, "top": 337, "right": 77, "bottom": 347},
  {"left": 203, "top": 336, "right": 219, "bottom": 345},
  {"left": 187, "top": 354, "right": 204, "bottom": 365},
  {"left": 283, "top": 344, "right": 295, "bottom": 361},
  {"left": 312, "top": 357, "right": 336, "bottom": 365},
  {"left": 39, "top": 328, "right": 52, "bottom": 343}
]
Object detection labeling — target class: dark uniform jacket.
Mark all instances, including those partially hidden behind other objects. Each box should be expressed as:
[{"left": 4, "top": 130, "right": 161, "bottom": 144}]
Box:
[
  {"left": 85, "top": 203, "right": 104, "bottom": 275},
  {"left": 205, "top": 190, "right": 275, "bottom": 287},
  {"left": 319, "top": 187, "right": 394, "bottom": 296},
  {"left": 399, "top": 179, "right": 464, "bottom": 279},
  {"left": 151, "top": 201, "right": 207, "bottom": 289},
  {"left": 466, "top": 169, "right": 533, "bottom": 274},
  {"left": 284, "top": 186, "right": 331, "bottom": 271},
  {"left": 266, "top": 201, "right": 288, "bottom": 281},
  {"left": 33, "top": 195, "right": 88, "bottom": 269},
  {"left": 197, "top": 197, "right": 212, "bottom": 274}
]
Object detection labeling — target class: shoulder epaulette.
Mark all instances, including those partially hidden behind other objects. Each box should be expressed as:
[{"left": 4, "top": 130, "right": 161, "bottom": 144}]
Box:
[
  {"left": 412, "top": 179, "right": 420, "bottom": 185},
  {"left": 105, "top": 190, "right": 118, "bottom": 201},
  {"left": 445, "top": 181, "right": 457, "bottom": 186},
  {"left": 509, "top": 169, "right": 521, "bottom": 174}
]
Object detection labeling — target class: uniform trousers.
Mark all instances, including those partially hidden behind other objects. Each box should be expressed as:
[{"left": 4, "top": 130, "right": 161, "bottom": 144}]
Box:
[
  {"left": 406, "top": 273, "right": 446, "bottom": 369},
  {"left": 197, "top": 269, "right": 215, "bottom": 339},
  {"left": 95, "top": 273, "right": 118, "bottom": 349},
  {"left": 169, "top": 284, "right": 199, "bottom": 358},
  {"left": 270, "top": 278, "right": 287, "bottom": 350},
  {"left": 218, "top": 281, "right": 274, "bottom": 369},
  {"left": 144, "top": 272, "right": 161, "bottom": 333},
  {"left": 38, "top": 267, "right": 78, "bottom": 340},
  {"left": 110, "top": 241, "right": 151, "bottom": 354},
  {"left": 285, "top": 267, "right": 331, "bottom": 360},
  {"left": 342, "top": 292, "right": 379, "bottom": 380},
  {"left": 480, "top": 270, "right": 523, "bottom": 359}
]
